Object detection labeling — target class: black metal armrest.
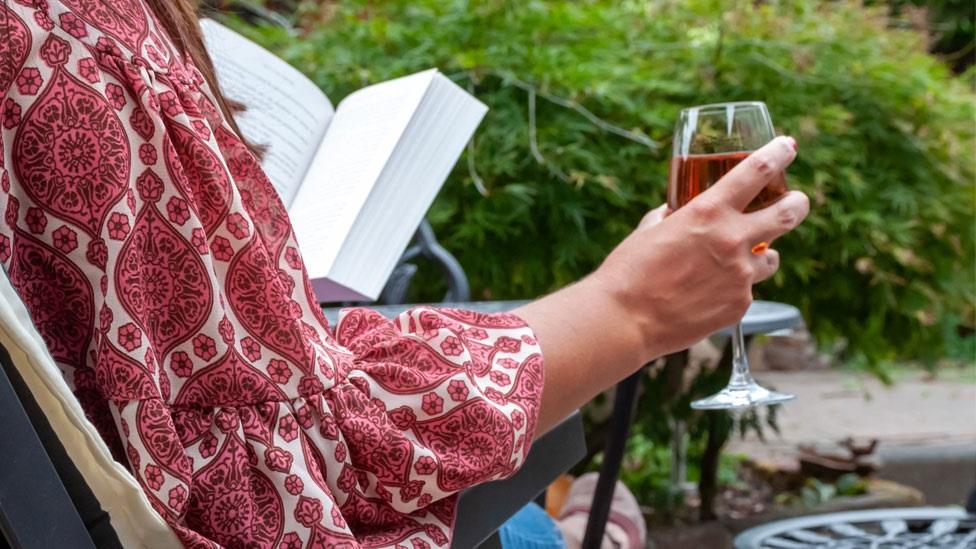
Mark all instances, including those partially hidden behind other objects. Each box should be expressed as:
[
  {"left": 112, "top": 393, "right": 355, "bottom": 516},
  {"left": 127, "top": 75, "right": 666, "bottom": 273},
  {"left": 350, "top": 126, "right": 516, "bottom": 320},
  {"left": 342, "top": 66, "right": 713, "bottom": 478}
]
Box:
[
  {"left": 0, "top": 346, "right": 97, "bottom": 549},
  {"left": 380, "top": 221, "right": 471, "bottom": 304}
]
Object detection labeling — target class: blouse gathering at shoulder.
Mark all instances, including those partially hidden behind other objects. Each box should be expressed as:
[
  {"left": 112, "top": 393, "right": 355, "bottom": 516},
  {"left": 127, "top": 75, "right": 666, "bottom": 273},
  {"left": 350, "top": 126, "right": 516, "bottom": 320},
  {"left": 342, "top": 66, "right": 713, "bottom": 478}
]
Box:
[{"left": 2, "top": 0, "right": 196, "bottom": 81}]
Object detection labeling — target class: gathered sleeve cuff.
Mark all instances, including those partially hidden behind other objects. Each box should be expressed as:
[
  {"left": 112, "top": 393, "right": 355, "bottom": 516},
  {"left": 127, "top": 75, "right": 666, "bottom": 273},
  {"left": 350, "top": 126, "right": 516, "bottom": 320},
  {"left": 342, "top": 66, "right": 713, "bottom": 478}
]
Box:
[{"left": 328, "top": 306, "right": 545, "bottom": 513}]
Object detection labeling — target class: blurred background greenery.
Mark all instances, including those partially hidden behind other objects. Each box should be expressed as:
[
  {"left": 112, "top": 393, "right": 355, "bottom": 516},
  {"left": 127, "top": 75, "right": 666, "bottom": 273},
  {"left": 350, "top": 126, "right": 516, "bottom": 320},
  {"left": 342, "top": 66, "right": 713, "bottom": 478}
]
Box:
[
  {"left": 223, "top": 0, "right": 974, "bottom": 370},
  {"left": 209, "top": 0, "right": 974, "bottom": 529}
]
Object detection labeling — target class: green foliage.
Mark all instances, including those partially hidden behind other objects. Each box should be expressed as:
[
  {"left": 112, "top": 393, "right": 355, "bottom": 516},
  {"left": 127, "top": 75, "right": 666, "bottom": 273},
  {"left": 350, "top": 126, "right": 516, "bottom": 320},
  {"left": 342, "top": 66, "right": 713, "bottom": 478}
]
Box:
[
  {"left": 774, "top": 473, "right": 869, "bottom": 508},
  {"left": 591, "top": 431, "right": 745, "bottom": 520},
  {"left": 884, "top": 0, "right": 975, "bottom": 72},
  {"left": 943, "top": 315, "right": 976, "bottom": 362},
  {"left": 236, "top": 0, "right": 976, "bottom": 364}
]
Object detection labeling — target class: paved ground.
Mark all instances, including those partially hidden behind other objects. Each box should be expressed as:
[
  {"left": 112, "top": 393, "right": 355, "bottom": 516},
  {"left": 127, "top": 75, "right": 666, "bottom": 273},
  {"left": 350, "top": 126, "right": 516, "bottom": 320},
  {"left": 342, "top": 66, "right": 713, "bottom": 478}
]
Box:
[{"left": 725, "top": 368, "right": 976, "bottom": 504}]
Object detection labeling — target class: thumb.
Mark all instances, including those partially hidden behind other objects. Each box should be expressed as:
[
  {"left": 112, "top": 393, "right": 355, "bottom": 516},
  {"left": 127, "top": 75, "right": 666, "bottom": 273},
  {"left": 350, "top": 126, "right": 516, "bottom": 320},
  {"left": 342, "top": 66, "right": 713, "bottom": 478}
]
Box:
[{"left": 638, "top": 204, "right": 670, "bottom": 230}]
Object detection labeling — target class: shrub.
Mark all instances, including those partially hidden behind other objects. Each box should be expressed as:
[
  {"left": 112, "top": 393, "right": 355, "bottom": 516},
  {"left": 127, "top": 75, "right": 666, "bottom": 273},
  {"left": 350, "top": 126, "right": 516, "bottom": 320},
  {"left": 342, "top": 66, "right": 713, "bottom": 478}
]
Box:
[
  {"left": 883, "top": 0, "right": 975, "bottom": 73},
  {"left": 237, "top": 0, "right": 976, "bottom": 365}
]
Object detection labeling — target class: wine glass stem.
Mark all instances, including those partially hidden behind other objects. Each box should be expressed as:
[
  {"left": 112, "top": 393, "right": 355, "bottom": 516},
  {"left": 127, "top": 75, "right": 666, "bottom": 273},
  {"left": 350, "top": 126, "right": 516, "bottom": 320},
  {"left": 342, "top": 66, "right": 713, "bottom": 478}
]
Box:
[{"left": 728, "top": 322, "right": 753, "bottom": 389}]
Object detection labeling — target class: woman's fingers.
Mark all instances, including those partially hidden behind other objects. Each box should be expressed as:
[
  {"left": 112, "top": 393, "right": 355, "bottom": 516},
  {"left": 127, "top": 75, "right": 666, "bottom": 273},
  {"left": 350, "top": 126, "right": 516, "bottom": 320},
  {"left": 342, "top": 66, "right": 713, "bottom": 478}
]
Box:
[
  {"left": 704, "top": 136, "right": 798, "bottom": 212},
  {"left": 744, "top": 190, "right": 810, "bottom": 243},
  {"left": 751, "top": 248, "right": 780, "bottom": 283}
]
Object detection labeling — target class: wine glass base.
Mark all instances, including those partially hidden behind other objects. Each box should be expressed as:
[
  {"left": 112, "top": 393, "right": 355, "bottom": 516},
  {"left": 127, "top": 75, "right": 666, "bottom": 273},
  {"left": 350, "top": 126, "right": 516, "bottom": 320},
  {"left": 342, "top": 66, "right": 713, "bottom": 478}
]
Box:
[{"left": 691, "top": 382, "right": 795, "bottom": 410}]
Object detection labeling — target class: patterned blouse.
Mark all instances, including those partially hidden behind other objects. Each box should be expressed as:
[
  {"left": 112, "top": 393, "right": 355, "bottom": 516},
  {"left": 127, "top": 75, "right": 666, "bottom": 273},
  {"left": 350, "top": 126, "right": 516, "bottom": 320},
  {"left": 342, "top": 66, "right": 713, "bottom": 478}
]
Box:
[{"left": 0, "top": 1, "right": 544, "bottom": 547}]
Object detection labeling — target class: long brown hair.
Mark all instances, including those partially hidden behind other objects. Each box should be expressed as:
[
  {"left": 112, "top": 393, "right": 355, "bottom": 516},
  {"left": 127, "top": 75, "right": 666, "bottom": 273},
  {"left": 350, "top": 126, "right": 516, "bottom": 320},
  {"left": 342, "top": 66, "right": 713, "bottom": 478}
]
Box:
[{"left": 145, "top": 0, "right": 252, "bottom": 150}]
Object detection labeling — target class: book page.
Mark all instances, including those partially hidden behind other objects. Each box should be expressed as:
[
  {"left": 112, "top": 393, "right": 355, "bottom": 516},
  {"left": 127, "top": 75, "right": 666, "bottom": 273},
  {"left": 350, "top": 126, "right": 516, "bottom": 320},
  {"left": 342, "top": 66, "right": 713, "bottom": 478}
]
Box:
[
  {"left": 288, "top": 70, "right": 437, "bottom": 280},
  {"left": 325, "top": 74, "right": 487, "bottom": 300},
  {"left": 201, "top": 19, "right": 334, "bottom": 205}
]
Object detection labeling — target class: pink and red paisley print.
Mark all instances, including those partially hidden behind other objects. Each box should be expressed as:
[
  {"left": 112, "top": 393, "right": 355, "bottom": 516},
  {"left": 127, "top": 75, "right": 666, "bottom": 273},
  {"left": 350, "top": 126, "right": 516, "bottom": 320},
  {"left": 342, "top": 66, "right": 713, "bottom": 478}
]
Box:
[
  {"left": 14, "top": 66, "right": 130, "bottom": 236},
  {"left": 0, "top": 2, "right": 543, "bottom": 548}
]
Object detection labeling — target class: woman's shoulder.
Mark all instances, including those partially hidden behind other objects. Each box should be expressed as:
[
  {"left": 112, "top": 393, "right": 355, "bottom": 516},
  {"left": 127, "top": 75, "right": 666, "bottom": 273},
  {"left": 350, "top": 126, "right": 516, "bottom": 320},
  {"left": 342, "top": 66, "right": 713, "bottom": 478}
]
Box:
[{"left": 1, "top": 0, "right": 187, "bottom": 80}]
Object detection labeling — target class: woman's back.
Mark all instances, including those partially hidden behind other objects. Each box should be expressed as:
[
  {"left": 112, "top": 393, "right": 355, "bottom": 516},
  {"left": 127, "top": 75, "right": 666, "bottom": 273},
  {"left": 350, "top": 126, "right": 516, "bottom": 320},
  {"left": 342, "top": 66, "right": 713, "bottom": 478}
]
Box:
[{"left": 0, "top": 1, "right": 544, "bottom": 547}]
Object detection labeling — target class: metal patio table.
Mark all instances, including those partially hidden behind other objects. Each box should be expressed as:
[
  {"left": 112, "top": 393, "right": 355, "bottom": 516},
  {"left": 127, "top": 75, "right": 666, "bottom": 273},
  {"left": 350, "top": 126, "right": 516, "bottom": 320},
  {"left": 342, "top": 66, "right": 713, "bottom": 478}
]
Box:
[
  {"left": 734, "top": 506, "right": 976, "bottom": 548},
  {"left": 581, "top": 300, "right": 803, "bottom": 548}
]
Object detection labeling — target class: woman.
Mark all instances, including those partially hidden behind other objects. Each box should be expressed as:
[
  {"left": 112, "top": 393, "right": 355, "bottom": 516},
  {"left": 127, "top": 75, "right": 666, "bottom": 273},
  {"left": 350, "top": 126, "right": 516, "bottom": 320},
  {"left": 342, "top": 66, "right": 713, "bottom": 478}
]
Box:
[{"left": 0, "top": 0, "right": 808, "bottom": 547}]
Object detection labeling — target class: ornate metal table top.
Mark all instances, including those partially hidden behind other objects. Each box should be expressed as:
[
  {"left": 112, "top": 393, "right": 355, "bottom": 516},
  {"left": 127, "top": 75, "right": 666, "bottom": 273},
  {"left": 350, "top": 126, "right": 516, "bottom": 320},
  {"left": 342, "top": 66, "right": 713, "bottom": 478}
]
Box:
[
  {"left": 323, "top": 299, "right": 802, "bottom": 336},
  {"left": 735, "top": 507, "right": 976, "bottom": 548},
  {"left": 321, "top": 300, "right": 530, "bottom": 325}
]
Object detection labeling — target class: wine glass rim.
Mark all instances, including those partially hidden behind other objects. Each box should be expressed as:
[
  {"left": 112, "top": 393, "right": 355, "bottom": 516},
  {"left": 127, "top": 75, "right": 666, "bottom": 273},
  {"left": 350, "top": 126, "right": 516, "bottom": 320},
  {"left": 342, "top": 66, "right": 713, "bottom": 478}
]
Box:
[{"left": 681, "top": 101, "right": 768, "bottom": 113}]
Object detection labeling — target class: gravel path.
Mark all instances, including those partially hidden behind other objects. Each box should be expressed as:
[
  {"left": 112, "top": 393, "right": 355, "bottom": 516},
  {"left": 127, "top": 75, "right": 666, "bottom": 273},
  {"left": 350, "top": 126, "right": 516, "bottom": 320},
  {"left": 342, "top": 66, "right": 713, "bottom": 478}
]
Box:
[
  {"left": 728, "top": 369, "right": 975, "bottom": 452},
  {"left": 724, "top": 368, "right": 976, "bottom": 504}
]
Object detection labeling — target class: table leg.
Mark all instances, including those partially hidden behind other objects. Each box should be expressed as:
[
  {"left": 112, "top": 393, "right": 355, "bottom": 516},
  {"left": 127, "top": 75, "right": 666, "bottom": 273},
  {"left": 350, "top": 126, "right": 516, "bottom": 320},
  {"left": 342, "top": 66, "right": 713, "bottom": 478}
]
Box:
[
  {"left": 698, "top": 336, "right": 746, "bottom": 521},
  {"left": 664, "top": 351, "right": 690, "bottom": 503},
  {"left": 581, "top": 369, "right": 643, "bottom": 548}
]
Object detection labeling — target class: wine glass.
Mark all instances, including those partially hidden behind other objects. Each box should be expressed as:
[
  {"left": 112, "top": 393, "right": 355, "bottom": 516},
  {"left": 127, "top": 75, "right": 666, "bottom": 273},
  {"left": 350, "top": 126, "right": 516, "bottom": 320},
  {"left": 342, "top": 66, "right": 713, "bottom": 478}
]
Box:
[{"left": 668, "top": 101, "right": 794, "bottom": 410}]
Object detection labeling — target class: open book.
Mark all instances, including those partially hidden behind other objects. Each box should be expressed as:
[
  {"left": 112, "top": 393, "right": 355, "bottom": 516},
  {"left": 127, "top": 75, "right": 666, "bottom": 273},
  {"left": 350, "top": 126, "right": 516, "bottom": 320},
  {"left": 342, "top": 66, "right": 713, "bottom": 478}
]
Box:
[{"left": 201, "top": 19, "right": 487, "bottom": 302}]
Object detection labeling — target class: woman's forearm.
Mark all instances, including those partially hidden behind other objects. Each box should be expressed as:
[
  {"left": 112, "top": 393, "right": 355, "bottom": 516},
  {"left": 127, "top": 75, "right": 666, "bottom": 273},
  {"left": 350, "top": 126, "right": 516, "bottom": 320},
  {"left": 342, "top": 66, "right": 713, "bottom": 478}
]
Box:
[{"left": 514, "top": 275, "right": 656, "bottom": 435}]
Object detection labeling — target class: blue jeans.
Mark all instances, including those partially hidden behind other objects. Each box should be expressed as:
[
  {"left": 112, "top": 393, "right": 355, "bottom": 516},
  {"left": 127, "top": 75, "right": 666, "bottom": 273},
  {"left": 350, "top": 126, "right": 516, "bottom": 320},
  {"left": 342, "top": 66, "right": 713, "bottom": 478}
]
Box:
[{"left": 498, "top": 502, "right": 566, "bottom": 549}]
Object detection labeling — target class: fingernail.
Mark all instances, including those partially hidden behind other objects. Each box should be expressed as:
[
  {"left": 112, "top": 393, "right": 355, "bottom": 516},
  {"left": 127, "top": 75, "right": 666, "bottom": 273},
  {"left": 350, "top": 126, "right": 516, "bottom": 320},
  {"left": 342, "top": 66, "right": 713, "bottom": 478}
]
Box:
[{"left": 785, "top": 136, "right": 798, "bottom": 151}]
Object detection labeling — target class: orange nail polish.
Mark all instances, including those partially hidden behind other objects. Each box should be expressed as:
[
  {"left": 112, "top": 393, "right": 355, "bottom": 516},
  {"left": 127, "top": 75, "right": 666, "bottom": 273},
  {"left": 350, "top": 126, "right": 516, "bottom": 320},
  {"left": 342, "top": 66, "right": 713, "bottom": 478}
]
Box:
[{"left": 751, "top": 241, "right": 770, "bottom": 255}]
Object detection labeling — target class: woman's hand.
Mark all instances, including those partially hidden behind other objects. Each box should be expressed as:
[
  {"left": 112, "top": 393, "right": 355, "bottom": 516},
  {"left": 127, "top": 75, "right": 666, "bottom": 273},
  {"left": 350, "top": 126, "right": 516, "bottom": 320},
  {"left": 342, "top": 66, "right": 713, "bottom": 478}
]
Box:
[
  {"left": 592, "top": 135, "right": 809, "bottom": 358},
  {"left": 517, "top": 136, "right": 809, "bottom": 434}
]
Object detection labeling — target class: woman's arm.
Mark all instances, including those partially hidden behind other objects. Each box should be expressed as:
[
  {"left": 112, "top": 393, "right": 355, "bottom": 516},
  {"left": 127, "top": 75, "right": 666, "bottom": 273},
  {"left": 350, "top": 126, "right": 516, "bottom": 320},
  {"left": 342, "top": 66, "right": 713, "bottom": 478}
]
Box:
[{"left": 517, "top": 136, "right": 809, "bottom": 433}]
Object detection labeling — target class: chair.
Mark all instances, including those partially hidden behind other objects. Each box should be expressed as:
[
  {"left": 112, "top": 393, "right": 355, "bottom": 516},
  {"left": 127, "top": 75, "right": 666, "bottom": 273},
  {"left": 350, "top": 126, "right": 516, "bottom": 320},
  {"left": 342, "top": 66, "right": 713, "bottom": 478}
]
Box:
[{"left": 0, "top": 343, "right": 118, "bottom": 549}]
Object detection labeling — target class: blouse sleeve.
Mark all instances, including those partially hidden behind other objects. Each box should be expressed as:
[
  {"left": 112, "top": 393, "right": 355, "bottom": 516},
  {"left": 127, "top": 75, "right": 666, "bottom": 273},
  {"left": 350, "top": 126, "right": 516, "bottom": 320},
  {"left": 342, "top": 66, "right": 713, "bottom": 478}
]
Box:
[{"left": 328, "top": 305, "right": 544, "bottom": 512}]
